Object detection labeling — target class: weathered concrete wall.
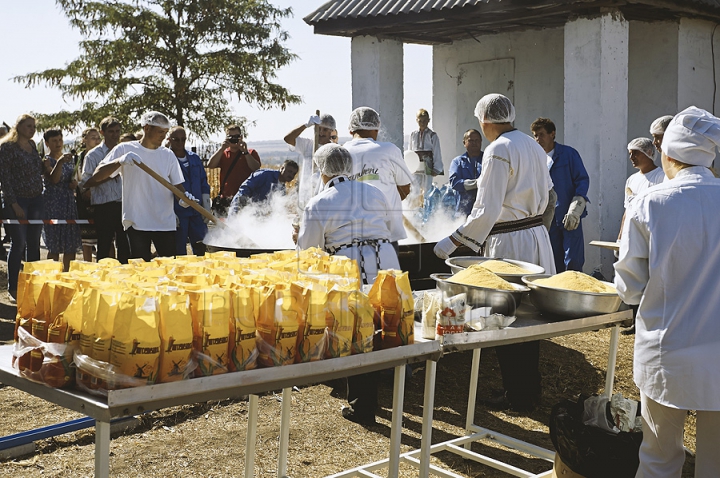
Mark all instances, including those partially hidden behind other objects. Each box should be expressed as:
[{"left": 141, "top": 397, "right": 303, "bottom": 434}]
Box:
[
  {"left": 432, "top": 28, "right": 565, "bottom": 176},
  {"left": 677, "top": 18, "right": 719, "bottom": 113},
  {"left": 351, "top": 36, "right": 404, "bottom": 149},
  {"left": 565, "top": 13, "right": 629, "bottom": 278}
]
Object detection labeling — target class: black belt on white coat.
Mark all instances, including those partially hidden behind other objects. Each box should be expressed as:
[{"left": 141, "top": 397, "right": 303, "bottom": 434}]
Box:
[{"left": 326, "top": 238, "right": 390, "bottom": 285}]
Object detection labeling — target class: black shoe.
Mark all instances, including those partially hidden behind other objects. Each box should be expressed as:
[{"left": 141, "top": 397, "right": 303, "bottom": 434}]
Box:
[
  {"left": 341, "top": 406, "right": 376, "bottom": 425},
  {"left": 621, "top": 324, "right": 635, "bottom": 336},
  {"left": 479, "top": 391, "right": 512, "bottom": 411}
]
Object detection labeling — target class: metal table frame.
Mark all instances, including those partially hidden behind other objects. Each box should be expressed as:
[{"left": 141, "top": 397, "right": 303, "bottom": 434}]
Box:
[
  {"left": 0, "top": 342, "right": 441, "bottom": 478},
  {"left": 404, "top": 305, "right": 633, "bottom": 478}
]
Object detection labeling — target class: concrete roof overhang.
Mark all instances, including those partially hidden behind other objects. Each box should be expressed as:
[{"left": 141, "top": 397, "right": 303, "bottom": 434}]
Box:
[{"left": 305, "top": 0, "right": 720, "bottom": 44}]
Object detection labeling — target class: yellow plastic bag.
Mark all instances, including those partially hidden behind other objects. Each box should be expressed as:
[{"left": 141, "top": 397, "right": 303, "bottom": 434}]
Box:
[
  {"left": 255, "top": 284, "right": 304, "bottom": 367},
  {"left": 349, "top": 290, "right": 376, "bottom": 355},
  {"left": 157, "top": 290, "right": 195, "bottom": 382},
  {"left": 228, "top": 285, "right": 259, "bottom": 371},
  {"left": 295, "top": 282, "right": 330, "bottom": 363},
  {"left": 110, "top": 293, "right": 161, "bottom": 385},
  {"left": 368, "top": 270, "right": 415, "bottom": 349},
  {"left": 92, "top": 289, "right": 123, "bottom": 362},
  {"left": 325, "top": 289, "right": 354, "bottom": 358},
  {"left": 188, "top": 287, "right": 231, "bottom": 376}
]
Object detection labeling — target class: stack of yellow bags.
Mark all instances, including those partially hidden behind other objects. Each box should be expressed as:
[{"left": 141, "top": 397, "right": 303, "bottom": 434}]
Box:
[{"left": 12, "top": 248, "right": 407, "bottom": 396}]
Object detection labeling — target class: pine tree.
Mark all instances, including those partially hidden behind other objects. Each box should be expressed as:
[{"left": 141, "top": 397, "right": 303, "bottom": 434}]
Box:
[{"left": 16, "top": 0, "right": 301, "bottom": 138}]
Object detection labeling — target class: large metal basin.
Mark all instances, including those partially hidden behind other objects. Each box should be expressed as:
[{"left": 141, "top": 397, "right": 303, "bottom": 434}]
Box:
[
  {"left": 521, "top": 274, "right": 622, "bottom": 319},
  {"left": 431, "top": 273, "right": 528, "bottom": 316},
  {"left": 445, "top": 256, "right": 544, "bottom": 284}
]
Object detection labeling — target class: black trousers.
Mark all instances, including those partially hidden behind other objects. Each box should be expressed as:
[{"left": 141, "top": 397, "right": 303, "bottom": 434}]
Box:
[
  {"left": 94, "top": 201, "right": 130, "bottom": 264},
  {"left": 126, "top": 227, "right": 176, "bottom": 262},
  {"left": 347, "top": 372, "right": 379, "bottom": 418},
  {"left": 495, "top": 341, "right": 542, "bottom": 409}
]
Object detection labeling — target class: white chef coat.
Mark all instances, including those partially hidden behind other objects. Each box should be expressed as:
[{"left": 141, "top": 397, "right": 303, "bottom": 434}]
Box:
[
  {"left": 100, "top": 142, "right": 185, "bottom": 232},
  {"left": 409, "top": 127, "right": 443, "bottom": 174},
  {"left": 614, "top": 166, "right": 720, "bottom": 410},
  {"left": 452, "top": 129, "right": 555, "bottom": 274},
  {"left": 623, "top": 167, "right": 666, "bottom": 209},
  {"left": 343, "top": 138, "right": 414, "bottom": 242},
  {"left": 291, "top": 137, "right": 317, "bottom": 207},
  {"left": 297, "top": 176, "right": 400, "bottom": 284}
]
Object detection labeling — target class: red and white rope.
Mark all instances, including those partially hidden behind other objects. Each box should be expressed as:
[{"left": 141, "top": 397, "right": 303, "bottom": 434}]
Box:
[{"left": 1, "top": 219, "right": 93, "bottom": 225}]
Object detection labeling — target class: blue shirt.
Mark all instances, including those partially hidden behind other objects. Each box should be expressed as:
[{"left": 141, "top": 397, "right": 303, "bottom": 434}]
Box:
[
  {"left": 235, "top": 169, "right": 282, "bottom": 202},
  {"left": 174, "top": 150, "right": 210, "bottom": 217},
  {"left": 448, "top": 151, "right": 483, "bottom": 216},
  {"left": 549, "top": 142, "right": 590, "bottom": 227}
]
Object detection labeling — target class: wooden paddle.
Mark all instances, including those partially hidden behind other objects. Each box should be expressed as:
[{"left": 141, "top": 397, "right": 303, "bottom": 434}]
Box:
[{"left": 403, "top": 214, "right": 427, "bottom": 243}]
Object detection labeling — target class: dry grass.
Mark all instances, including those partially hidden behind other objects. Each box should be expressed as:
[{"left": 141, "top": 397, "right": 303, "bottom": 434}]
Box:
[{"left": 0, "top": 255, "right": 697, "bottom": 477}]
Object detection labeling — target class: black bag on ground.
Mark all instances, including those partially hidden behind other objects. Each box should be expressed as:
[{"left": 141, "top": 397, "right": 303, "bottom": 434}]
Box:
[{"left": 549, "top": 394, "right": 643, "bottom": 478}]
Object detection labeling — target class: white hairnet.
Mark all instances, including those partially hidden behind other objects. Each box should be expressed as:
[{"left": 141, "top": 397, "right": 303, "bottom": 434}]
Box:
[
  {"left": 474, "top": 94, "right": 515, "bottom": 124},
  {"left": 650, "top": 115, "right": 673, "bottom": 135},
  {"left": 319, "top": 114, "right": 336, "bottom": 130},
  {"left": 314, "top": 143, "right": 353, "bottom": 177},
  {"left": 662, "top": 106, "right": 720, "bottom": 167},
  {"left": 348, "top": 107, "right": 380, "bottom": 131},
  {"left": 628, "top": 137, "right": 656, "bottom": 160},
  {"left": 140, "top": 111, "right": 171, "bottom": 128}
]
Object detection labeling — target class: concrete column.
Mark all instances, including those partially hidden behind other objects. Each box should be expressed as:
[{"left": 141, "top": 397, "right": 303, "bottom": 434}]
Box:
[
  {"left": 677, "top": 18, "right": 717, "bottom": 112},
  {"left": 351, "top": 36, "right": 404, "bottom": 149},
  {"left": 564, "top": 12, "right": 629, "bottom": 279}
]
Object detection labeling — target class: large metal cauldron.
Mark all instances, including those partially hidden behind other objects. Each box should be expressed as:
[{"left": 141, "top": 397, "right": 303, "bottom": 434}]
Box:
[{"left": 204, "top": 242, "right": 450, "bottom": 290}]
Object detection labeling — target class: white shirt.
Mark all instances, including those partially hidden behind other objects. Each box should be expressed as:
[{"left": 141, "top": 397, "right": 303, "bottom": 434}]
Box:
[
  {"left": 614, "top": 167, "right": 720, "bottom": 410},
  {"left": 292, "top": 137, "right": 320, "bottom": 207},
  {"left": 100, "top": 142, "right": 185, "bottom": 232},
  {"left": 80, "top": 143, "right": 122, "bottom": 205},
  {"left": 343, "top": 138, "right": 414, "bottom": 242},
  {"left": 624, "top": 167, "right": 666, "bottom": 209},
  {"left": 453, "top": 129, "right": 555, "bottom": 274},
  {"left": 409, "top": 128, "right": 443, "bottom": 174},
  {"left": 298, "top": 176, "right": 399, "bottom": 283}
]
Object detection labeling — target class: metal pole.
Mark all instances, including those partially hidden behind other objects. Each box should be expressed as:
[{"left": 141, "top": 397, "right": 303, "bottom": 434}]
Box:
[
  {"left": 277, "top": 387, "right": 292, "bottom": 478},
  {"left": 245, "top": 394, "right": 259, "bottom": 478},
  {"left": 388, "top": 365, "right": 406, "bottom": 477},
  {"left": 95, "top": 420, "right": 111, "bottom": 478},
  {"left": 464, "top": 348, "right": 482, "bottom": 450},
  {"left": 420, "top": 359, "right": 437, "bottom": 478},
  {"left": 603, "top": 325, "right": 620, "bottom": 398}
]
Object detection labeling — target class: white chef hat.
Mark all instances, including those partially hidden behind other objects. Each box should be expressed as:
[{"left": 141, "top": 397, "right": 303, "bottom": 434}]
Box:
[
  {"left": 627, "top": 137, "right": 655, "bottom": 160},
  {"left": 474, "top": 94, "right": 515, "bottom": 124},
  {"left": 662, "top": 106, "right": 720, "bottom": 167},
  {"left": 348, "top": 107, "right": 380, "bottom": 131},
  {"left": 314, "top": 143, "right": 352, "bottom": 177},
  {"left": 649, "top": 115, "right": 673, "bottom": 135},
  {"left": 140, "top": 111, "right": 171, "bottom": 128}
]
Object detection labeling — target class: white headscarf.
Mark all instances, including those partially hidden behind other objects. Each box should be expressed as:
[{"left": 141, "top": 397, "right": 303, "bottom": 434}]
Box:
[{"left": 662, "top": 106, "right": 720, "bottom": 167}]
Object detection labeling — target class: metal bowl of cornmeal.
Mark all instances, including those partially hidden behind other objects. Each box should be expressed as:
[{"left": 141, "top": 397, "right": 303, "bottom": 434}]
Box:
[
  {"left": 445, "top": 257, "right": 544, "bottom": 284},
  {"left": 521, "top": 274, "right": 622, "bottom": 318},
  {"left": 431, "top": 273, "right": 528, "bottom": 316}
]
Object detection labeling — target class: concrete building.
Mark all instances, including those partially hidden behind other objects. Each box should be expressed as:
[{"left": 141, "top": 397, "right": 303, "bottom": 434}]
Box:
[{"left": 305, "top": 0, "right": 720, "bottom": 277}]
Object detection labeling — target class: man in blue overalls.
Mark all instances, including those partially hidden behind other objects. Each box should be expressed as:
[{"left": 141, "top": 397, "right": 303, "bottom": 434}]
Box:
[
  {"left": 168, "top": 126, "right": 211, "bottom": 256},
  {"left": 531, "top": 118, "right": 589, "bottom": 272}
]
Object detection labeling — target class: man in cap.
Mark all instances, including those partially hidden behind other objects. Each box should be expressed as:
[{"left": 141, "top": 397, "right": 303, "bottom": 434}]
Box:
[
  {"left": 343, "top": 107, "right": 413, "bottom": 249},
  {"left": 531, "top": 117, "right": 590, "bottom": 272},
  {"left": 614, "top": 106, "right": 720, "bottom": 477},
  {"left": 409, "top": 108, "right": 443, "bottom": 197},
  {"left": 434, "top": 93, "right": 555, "bottom": 412},
  {"left": 284, "top": 113, "right": 337, "bottom": 206},
  {"left": 87, "top": 111, "right": 193, "bottom": 261},
  {"left": 649, "top": 114, "right": 674, "bottom": 154}
]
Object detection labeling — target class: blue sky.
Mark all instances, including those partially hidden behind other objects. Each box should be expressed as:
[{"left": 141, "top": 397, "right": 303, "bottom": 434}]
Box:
[{"left": 1, "top": 0, "right": 432, "bottom": 142}]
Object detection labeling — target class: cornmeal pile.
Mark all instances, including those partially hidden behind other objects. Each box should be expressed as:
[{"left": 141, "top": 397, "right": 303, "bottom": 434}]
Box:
[
  {"left": 447, "top": 264, "right": 516, "bottom": 291},
  {"left": 535, "top": 271, "right": 616, "bottom": 294},
  {"left": 478, "top": 260, "right": 533, "bottom": 275},
  {"left": 12, "top": 248, "right": 407, "bottom": 394}
]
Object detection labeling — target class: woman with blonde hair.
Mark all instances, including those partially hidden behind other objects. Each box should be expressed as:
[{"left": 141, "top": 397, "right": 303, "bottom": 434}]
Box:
[{"left": 0, "top": 114, "right": 45, "bottom": 301}]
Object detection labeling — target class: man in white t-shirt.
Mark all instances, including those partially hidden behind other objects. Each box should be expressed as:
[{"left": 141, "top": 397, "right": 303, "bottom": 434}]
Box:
[
  {"left": 87, "top": 111, "right": 191, "bottom": 261},
  {"left": 284, "top": 113, "right": 337, "bottom": 207},
  {"left": 343, "top": 107, "right": 413, "bottom": 246}
]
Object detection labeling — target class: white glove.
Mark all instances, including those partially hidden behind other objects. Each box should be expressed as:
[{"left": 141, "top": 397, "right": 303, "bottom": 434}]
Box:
[
  {"left": 464, "top": 179, "right": 478, "bottom": 191},
  {"left": 118, "top": 152, "right": 141, "bottom": 166},
  {"left": 563, "top": 196, "right": 586, "bottom": 231},
  {"left": 202, "top": 194, "right": 212, "bottom": 223},
  {"left": 434, "top": 237, "right": 458, "bottom": 260},
  {"left": 179, "top": 191, "right": 198, "bottom": 208},
  {"left": 306, "top": 115, "right": 321, "bottom": 128}
]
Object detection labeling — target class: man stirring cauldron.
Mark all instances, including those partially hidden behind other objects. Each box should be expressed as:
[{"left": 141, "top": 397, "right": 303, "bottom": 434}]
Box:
[{"left": 434, "top": 94, "right": 555, "bottom": 412}]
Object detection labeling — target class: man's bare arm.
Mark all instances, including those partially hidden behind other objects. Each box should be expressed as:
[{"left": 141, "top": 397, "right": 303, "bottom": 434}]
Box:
[
  {"left": 283, "top": 124, "right": 307, "bottom": 147},
  {"left": 207, "top": 140, "right": 231, "bottom": 169}
]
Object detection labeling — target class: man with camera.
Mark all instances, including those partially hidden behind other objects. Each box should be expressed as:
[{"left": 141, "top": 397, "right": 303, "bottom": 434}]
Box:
[{"left": 207, "top": 124, "right": 261, "bottom": 215}]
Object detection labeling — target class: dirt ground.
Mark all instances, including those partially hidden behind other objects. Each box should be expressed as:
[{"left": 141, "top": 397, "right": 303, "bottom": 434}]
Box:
[{"left": 0, "top": 246, "right": 697, "bottom": 477}]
